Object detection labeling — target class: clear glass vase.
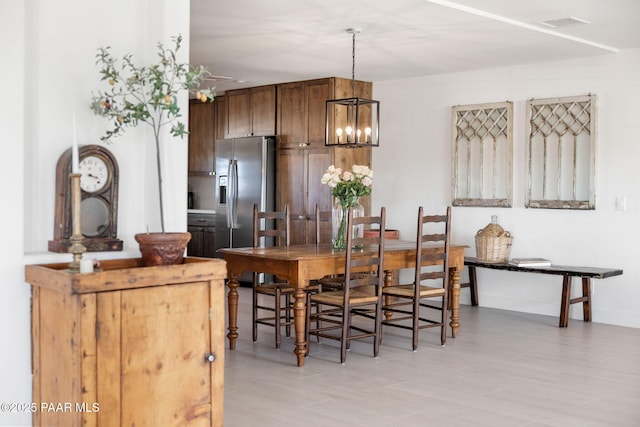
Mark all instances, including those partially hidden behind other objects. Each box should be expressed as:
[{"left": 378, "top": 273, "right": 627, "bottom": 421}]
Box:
[{"left": 332, "top": 198, "right": 364, "bottom": 249}]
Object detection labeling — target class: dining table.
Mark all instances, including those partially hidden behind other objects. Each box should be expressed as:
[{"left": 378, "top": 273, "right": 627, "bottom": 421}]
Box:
[{"left": 219, "top": 240, "right": 467, "bottom": 367}]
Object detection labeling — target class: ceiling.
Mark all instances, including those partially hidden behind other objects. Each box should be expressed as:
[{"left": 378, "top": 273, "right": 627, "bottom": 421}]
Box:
[{"left": 190, "top": 0, "right": 640, "bottom": 93}]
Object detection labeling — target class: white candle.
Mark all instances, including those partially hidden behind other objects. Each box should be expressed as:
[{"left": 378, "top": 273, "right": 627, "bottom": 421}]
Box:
[
  {"left": 72, "top": 114, "right": 79, "bottom": 173},
  {"left": 80, "top": 258, "right": 94, "bottom": 273}
]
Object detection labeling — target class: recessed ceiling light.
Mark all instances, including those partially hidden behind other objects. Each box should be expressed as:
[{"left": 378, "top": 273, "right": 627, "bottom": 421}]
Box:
[{"left": 539, "top": 16, "right": 591, "bottom": 28}]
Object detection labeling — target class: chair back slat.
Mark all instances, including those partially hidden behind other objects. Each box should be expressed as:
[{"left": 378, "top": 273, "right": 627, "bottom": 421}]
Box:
[
  {"left": 314, "top": 204, "right": 332, "bottom": 245},
  {"left": 415, "top": 206, "right": 451, "bottom": 292},
  {"left": 253, "top": 204, "right": 290, "bottom": 248},
  {"left": 345, "top": 207, "right": 386, "bottom": 293}
]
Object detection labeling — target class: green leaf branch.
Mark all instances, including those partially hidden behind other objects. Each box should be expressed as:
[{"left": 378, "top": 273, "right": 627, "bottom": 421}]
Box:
[{"left": 91, "top": 34, "right": 214, "bottom": 232}]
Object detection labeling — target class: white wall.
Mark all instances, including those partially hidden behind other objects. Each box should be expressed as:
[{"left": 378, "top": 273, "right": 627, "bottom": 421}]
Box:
[
  {"left": 372, "top": 49, "right": 640, "bottom": 328},
  {"left": 1, "top": 1, "right": 190, "bottom": 425}
]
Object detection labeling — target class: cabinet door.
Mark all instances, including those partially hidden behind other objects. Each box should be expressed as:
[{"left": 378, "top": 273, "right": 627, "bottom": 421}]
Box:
[
  {"left": 277, "top": 148, "right": 331, "bottom": 244},
  {"left": 214, "top": 95, "right": 226, "bottom": 141},
  {"left": 305, "top": 79, "right": 332, "bottom": 148},
  {"left": 187, "top": 226, "right": 204, "bottom": 256},
  {"left": 202, "top": 227, "right": 217, "bottom": 258},
  {"left": 225, "top": 89, "right": 251, "bottom": 138},
  {"left": 115, "top": 283, "right": 216, "bottom": 426},
  {"left": 188, "top": 101, "right": 215, "bottom": 175},
  {"left": 250, "top": 85, "right": 276, "bottom": 136},
  {"left": 277, "top": 82, "right": 305, "bottom": 148},
  {"left": 306, "top": 148, "right": 332, "bottom": 240},
  {"left": 277, "top": 149, "right": 307, "bottom": 244}
]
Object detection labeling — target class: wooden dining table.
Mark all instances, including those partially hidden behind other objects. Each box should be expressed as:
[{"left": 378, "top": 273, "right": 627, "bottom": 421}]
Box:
[{"left": 219, "top": 240, "right": 467, "bottom": 367}]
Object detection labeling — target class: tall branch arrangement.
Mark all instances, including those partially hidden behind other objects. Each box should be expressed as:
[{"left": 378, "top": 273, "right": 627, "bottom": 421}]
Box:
[{"left": 91, "top": 34, "right": 214, "bottom": 232}]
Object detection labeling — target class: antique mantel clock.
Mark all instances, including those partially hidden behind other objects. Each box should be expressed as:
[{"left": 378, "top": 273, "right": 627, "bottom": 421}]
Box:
[{"left": 48, "top": 144, "right": 123, "bottom": 252}]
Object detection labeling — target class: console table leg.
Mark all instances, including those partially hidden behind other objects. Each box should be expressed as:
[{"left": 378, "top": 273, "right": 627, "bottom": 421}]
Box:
[
  {"left": 582, "top": 277, "right": 592, "bottom": 322},
  {"left": 468, "top": 266, "right": 479, "bottom": 306},
  {"left": 559, "top": 275, "right": 571, "bottom": 328}
]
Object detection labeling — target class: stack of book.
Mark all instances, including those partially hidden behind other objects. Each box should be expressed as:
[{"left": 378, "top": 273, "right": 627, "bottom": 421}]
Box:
[{"left": 508, "top": 258, "right": 551, "bottom": 267}]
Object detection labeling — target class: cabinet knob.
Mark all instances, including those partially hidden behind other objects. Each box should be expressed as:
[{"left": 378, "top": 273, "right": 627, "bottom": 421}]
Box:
[
  {"left": 298, "top": 142, "right": 309, "bottom": 148},
  {"left": 204, "top": 352, "right": 216, "bottom": 363}
]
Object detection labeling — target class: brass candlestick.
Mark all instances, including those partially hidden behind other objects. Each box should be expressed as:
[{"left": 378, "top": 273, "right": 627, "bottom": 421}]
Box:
[{"left": 68, "top": 173, "right": 86, "bottom": 272}]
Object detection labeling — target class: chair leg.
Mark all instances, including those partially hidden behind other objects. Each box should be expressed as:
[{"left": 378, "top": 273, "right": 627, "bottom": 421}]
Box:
[
  {"left": 340, "top": 305, "right": 350, "bottom": 364},
  {"left": 252, "top": 286, "right": 258, "bottom": 343},
  {"left": 374, "top": 302, "right": 382, "bottom": 358},
  {"left": 412, "top": 296, "right": 420, "bottom": 351},
  {"left": 441, "top": 294, "right": 448, "bottom": 346},
  {"left": 285, "top": 293, "right": 292, "bottom": 337},
  {"left": 274, "top": 288, "right": 282, "bottom": 349}
]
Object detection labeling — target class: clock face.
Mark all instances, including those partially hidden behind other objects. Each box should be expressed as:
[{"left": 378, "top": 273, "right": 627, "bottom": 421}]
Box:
[{"left": 79, "top": 155, "right": 109, "bottom": 193}]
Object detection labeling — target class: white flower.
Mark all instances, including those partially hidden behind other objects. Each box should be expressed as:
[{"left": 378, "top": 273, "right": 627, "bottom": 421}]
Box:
[
  {"left": 320, "top": 172, "right": 332, "bottom": 185},
  {"left": 342, "top": 171, "right": 354, "bottom": 182},
  {"left": 352, "top": 165, "right": 365, "bottom": 176},
  {"left": 362, "top": 176, "right": 372, "bottom": 187}
]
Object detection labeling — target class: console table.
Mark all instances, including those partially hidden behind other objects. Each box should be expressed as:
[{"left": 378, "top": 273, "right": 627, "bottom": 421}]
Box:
[{"left": 463, "top": 257, "right": 623, "bottom": 327}]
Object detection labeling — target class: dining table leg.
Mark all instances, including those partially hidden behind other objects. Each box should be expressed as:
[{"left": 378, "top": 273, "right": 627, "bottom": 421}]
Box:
[
  {"left": 292, "top": 287, "right": 307, "bottom": 367},
  {"left": 449, "top": 267, "right": 461, "bottom": 338},
  {"left": 226, "top": 273, "right": 240, "bottom": 350}
]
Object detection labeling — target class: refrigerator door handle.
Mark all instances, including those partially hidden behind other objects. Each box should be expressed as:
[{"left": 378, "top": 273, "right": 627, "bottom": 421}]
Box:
[{"left": 227, "top": 160, "right": 239, "bottom": 229}]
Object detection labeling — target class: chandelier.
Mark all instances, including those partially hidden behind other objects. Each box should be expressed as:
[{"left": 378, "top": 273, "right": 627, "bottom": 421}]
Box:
[{"left": 325, "top": 29, "right": 380, "bottom": 148}]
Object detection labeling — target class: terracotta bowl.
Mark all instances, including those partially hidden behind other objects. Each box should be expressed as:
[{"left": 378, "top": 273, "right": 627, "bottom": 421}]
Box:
[{"left": 135, "top": 232, "right": 192, "bottom": 266}]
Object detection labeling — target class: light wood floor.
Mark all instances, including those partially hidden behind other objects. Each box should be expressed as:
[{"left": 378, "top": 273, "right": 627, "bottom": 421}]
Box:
[{"left": 224, "top": 287, "right": 640, "bottom": 426}]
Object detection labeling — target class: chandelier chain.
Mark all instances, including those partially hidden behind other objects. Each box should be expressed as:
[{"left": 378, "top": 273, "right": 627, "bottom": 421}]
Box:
[{"left": 351, "top": 30, "right": 356, "bottom": 98}]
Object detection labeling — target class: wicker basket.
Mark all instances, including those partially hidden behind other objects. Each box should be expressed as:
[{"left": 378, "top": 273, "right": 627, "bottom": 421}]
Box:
[{"left": 475, "top": 222, "right": 512, "bottom": 263}]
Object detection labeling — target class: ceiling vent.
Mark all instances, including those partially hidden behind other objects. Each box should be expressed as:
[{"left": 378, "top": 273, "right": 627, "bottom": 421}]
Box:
[{"left": 539, "top": 16, "right": 591, "bottom": 28}]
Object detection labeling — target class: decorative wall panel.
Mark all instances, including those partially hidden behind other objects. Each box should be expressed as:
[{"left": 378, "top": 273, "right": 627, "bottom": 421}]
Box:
[
  {"left": 452, "top": 102, "right": 513, "bottom": 207},
  {"left": 525, "top": 94, "right": 597, "bottom": 209}
]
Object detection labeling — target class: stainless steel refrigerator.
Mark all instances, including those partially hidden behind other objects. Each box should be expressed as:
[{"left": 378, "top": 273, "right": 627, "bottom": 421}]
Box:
[{"left": 213, "top": 136, "right": 276, "bottom": 280}]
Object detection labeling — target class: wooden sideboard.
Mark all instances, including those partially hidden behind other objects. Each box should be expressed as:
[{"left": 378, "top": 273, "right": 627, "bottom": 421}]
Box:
[{"left": 25, "top": 257, "right": 227, "bottom": 427}]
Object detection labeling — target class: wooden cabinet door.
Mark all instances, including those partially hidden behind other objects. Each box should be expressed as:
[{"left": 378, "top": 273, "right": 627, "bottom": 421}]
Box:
[
  {"left": 277, "top": 82, "right": 305, "bottom": 148},
  {"left": 277, "top": 148, "right": 331, "bottom": 244},
  {"left": 214, "top": 95, "right": 226, "bottom": 141},
  {"left": 305, "top": 79, "right": 332, "bottom": 148},
  {"left": 225, "top": 86, "right": 276, "bottom": 138},
  {"left": 104, "top": 283, "right": 216, "bottom": 426},
  {"left": 187, "top": 226, "right": 204, "bottom": 256},
  {"left": 250, "top": 85, "right": 276, "bottom": 136},
  {"left": 277, "top": 79, "right": 332, "bottom": 149},
  {"left": 277, "top": 149, "right": 307, "bottom": 244},
  {"left": 202, "top": 227, "right": 217, "bottom": 258},
  {"left": 225, "top": 89, "right": 251, "bottom": 137},
  {"left": 188, "top": 101, "right": 215, "bottom": 175}
]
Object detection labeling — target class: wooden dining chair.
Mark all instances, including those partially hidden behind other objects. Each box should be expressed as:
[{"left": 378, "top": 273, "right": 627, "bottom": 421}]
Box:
[
  {"left": 381, "top": 206, "right": 451, "bottom": 350},
  {"left": 306, "top": 207, "right": 386, "bottom": 363},
  {"left": 252, "top": 204, "right": 295, "bottom": 349}
]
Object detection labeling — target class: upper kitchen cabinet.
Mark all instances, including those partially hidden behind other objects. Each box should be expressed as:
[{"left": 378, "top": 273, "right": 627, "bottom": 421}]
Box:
[
  {"left": 277, "top": 78, "right": 332, "bottom": 149},
  {"left": 225, "top": 85, "right": 276, "bottom": 138},
  {"left": 188, "top": 99, "right": 215, "bottom": 176},
  {"left": 214, "top": 95, "right": 226, "bottom": 141},
  {"left": 188, "top": 95, "right": 226, "bottom": 176}
]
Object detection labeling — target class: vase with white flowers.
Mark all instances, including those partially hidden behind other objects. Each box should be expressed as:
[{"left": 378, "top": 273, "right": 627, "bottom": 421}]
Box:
[
  {"left": 321, "top": 164, "right": 373, "bottom": 249},
  {"left": 91, "top": 34, "right": 214, "bottom": 265}
]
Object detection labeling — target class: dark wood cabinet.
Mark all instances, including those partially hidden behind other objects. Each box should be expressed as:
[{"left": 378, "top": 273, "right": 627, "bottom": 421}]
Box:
[
  {"left": 225, "top": 85, "right": 276, "bottom": 138},
  {"left": 276, "top": 77, "right": 372, "bottom": 244},
  {"left": 187, "top": 214, "right": 216, "bottom": 257},
  {"left": 214, "top": 95, "right": 226, "bottom": 141},
  {"left": 188, "top": 96, "right": 226, "bottom": 176},
  {"left": 277, "top": 78, "right": 332, "bottom": 149},
  {"left": 277, "top": 147, "right": 332, "bottom": 244},
  {"left": 188, "top": 100, "right": 215, "bottom": 176}
]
